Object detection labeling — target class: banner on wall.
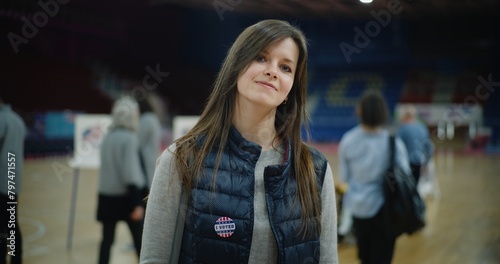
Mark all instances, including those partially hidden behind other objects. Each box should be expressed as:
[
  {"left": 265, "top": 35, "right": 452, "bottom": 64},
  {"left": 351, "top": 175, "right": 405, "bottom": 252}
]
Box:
[
  {"left": 395, "top": 104, "right": 483, "bottom": 126},
  {"left": 69, "top": 114, "right": 112, "bottom": 169}
]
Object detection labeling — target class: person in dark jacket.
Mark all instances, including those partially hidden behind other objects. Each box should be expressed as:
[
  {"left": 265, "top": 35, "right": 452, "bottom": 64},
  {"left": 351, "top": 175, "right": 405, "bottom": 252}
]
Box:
[
  {"left": 97, "top": 95, "right": 146, "bottom": 264},
  {"left": 140, "top": 19, "right": 338, "bottom": 263}
]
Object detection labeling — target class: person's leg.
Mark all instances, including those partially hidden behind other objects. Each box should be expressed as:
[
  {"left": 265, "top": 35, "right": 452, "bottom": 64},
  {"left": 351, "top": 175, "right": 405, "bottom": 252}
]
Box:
[
  {"left": 125, "top": 218, "right": 144, "bottom": 257},
  {"left": 352, "top": 215, "right": 375, "bottom": 264},
  {"left": 98, "top": 221, "right": 117, "bottom": 264},
  {"left": 370, "top": 205, "right": 396, "bottom": 264}
]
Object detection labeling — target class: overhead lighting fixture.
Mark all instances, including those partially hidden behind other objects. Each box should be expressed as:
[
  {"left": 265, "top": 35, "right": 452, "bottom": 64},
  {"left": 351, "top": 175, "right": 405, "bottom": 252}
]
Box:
[{"left": 359, "top": 0, "right": 373, "bottom": 3}]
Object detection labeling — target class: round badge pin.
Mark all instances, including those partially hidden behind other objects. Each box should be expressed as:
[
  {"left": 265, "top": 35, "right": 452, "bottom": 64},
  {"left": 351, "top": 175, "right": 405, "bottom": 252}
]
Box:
[{"left": 214, "top": 216, "right": 236, "bottom": 238}]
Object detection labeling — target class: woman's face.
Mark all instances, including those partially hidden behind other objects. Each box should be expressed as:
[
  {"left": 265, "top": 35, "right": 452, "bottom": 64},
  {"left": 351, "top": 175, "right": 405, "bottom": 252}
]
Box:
[{"left": 236, "top": 37, "right": 299, "bottom": 110}]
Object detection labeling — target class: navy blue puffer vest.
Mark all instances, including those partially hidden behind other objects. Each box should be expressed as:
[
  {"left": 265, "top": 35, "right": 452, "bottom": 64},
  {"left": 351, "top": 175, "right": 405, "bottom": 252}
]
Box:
[{"left": 179, "top": 127, "right": 328, "bottom": 264}]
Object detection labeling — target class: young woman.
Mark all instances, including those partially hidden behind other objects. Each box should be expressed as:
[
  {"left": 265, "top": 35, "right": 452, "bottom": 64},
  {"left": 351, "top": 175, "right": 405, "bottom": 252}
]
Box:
[{"left": 140, "top": 19, "right": 338, "bottom": 264}]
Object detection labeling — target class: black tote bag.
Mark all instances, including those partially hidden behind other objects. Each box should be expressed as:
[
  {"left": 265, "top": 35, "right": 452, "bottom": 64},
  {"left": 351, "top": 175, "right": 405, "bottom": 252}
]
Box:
[{"left": 384, "top": 135, "right": 426, "bottom": 237}]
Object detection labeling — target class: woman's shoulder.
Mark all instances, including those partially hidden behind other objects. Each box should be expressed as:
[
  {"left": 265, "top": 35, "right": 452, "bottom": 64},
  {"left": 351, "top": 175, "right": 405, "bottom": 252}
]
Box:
[
  {"left": 152, "top": 144, "right": 180, "bottom": 183},
  {"left": 157, "top": 144, "right": 177, "bottom": 165},
  {"left": 106, "top": 128, "right": 137, "bottom": 141},
  {"left": 303, "top": 143, "right": 329, "bottom": 172},
  {"left": 339, "top": 125, "right": 362, "bottom": 145},
  {"left": 305, "top": 144, "right": 327, "bottom": 161},
  {"left": 140, "top": 112, "right": 161, "bottom": 124}
]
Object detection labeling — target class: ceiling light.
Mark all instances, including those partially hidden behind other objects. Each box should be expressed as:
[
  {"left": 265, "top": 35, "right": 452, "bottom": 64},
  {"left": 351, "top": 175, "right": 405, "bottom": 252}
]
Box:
[{"left": 359, "top": 0, "right": 373, "bottom": 3}]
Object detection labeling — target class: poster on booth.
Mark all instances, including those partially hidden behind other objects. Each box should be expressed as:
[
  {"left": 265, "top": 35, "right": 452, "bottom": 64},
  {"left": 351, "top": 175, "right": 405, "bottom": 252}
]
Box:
[
  {"left": 395, "top": 103, "right": 483, "bottom": 126},
  {"left": 173, "top": 116, "right": 200, "bottom": 141},
  {"left": 69, "top": 114, "right": 112, "bottom": 169}
]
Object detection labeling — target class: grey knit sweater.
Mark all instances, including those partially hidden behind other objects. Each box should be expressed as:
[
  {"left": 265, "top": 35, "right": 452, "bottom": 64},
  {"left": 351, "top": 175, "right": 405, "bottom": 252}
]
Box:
[{"left": 140, "top": 145, "right": 339, "bottom": 263}]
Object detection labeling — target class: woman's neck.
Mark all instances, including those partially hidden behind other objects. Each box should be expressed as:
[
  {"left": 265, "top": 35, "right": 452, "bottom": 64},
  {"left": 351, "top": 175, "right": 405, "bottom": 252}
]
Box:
[{"left": 233, "top": 103, "right": 277, "bottom": 151}]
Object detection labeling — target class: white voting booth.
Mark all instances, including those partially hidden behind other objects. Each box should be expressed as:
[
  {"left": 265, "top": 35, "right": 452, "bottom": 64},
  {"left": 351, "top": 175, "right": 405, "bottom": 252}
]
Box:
[
  {"left": 67, "top": 114, "right": 111, "bottom": 250},
  {"left": 395, "top": 103, "right": 483, "bottom": 141},
  {"left": 173, "top": 116, "right": 200, "bottom": 141}
]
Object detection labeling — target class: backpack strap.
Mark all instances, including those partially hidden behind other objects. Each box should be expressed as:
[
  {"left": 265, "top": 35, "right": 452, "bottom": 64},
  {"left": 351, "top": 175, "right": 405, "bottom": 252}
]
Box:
[{"left": 388, "top": 134, "right": 395, "bottom": 171}]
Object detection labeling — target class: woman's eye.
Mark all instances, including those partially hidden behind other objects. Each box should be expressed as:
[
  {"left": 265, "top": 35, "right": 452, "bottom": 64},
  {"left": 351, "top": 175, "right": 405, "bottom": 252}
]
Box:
[
  {"left": 256, "top": 55, "right": 266, "bottom": 62},
  {"left": 281, "top": 65, "right": 292, "bottom": 73}
]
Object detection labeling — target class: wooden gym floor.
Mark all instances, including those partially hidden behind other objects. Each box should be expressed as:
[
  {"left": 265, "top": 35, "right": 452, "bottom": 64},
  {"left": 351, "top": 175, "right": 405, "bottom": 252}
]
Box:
[{"left": 7, "top": 148, "right": 500, "bottom": 264}]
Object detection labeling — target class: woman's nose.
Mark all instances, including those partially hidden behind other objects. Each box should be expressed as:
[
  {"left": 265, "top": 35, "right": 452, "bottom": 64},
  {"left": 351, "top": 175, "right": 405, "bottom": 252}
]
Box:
[{"left": 264, "top": 64, "right": 278, "bottom": 78}]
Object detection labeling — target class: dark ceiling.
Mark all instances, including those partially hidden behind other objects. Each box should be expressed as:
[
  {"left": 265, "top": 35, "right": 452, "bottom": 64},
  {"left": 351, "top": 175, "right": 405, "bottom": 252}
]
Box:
[
  {"left": 1, "top": 0, "right": 498, "bottom": 115},
  {"left": 151, "top": 0, "right": 500, "bottom": 19}
]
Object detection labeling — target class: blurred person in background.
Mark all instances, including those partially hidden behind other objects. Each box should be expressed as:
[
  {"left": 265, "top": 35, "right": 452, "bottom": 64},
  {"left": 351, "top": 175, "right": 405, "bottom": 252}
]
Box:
[
  {"left": 335, "top": 183, "right": 353, "bottom": 244},
  {"left": 140, "top": 19, "right": 338, "bottom": 263},
  {"left": 0, "top": 92, "right": 26, "bottom": 264},
  {"left": 396, "top": 104, "right": 433, "bottom": 183},
  {"left": 137, "top": 96, "right": 162, "bottom": 190},
  {"left": 338, "top": 91, "right": 410, "bottom": 264},
  {"left": 97, "top": 95, "right": 146, "bottom": 264}
]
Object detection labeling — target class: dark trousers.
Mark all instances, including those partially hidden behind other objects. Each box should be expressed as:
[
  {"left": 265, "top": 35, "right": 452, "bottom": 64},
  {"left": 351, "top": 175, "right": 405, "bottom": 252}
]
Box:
[
  {"left": 353, "top": 204, "right": 396, "bottom": 264},
  {"left": 98, "top": 219, "right": 143, "bottom": 264},
  {"left": 1, "top": 194, "right": 22, "bottom": 264},
  {"left": 410, "top": 163, "right": 421, "bottom": 184}
]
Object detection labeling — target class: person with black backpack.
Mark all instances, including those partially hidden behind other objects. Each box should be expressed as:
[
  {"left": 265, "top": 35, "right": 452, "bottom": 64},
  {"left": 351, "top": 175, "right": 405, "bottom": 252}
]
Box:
[{"left": 338, "top": 91, "right": 411, "bottom": 264}]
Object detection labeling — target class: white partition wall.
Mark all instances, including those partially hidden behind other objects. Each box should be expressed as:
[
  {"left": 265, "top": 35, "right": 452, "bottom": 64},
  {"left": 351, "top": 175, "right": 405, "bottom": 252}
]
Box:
[
  {"left": 172, "top": 116, "right": 200, "bottom": 141},
  {"left": 69, "top": 114, "right": 112, "bottom": 169}
]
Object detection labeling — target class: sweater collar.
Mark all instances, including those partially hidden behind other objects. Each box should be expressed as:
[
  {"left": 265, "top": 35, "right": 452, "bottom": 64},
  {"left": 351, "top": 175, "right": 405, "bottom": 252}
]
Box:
[{"left": 228, "top": 126, "right": 291, "bottom": 166}]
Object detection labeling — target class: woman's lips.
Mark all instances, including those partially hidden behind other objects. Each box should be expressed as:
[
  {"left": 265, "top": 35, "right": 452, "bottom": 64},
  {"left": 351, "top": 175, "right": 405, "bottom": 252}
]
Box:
[{"left": 256, "top": 81, "right": 277, "bottom": 91}]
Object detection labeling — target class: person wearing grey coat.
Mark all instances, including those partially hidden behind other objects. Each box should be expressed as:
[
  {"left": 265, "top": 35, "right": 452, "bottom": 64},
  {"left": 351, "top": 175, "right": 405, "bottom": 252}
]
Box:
[{"left": 97, "top": 96, "right": 146, "bottom": 264}]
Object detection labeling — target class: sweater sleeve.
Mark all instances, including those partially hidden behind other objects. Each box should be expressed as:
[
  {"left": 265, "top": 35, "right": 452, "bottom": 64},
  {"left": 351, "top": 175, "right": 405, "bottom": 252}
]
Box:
[
  {"left": 320, "top": 163, "right": 339, "bottom": 263},
  {"left": 140, "top": 145, "right": 186, "bottom": 264}
]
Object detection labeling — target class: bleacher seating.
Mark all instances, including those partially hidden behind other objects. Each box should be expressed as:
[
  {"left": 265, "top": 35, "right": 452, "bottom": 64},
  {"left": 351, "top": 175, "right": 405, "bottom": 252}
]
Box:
[
  {"left": 306, "top": 68, "right": 499, "bottom": 150},
  {"left": 308, "top": 71, "right": 405, "bottom": 142}
]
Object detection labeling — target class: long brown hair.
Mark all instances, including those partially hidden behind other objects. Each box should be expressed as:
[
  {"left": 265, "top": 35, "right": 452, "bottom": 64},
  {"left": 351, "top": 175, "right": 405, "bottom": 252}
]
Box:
[{"left": 174, "top": 19, "right": 320, "bottom": 237}]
